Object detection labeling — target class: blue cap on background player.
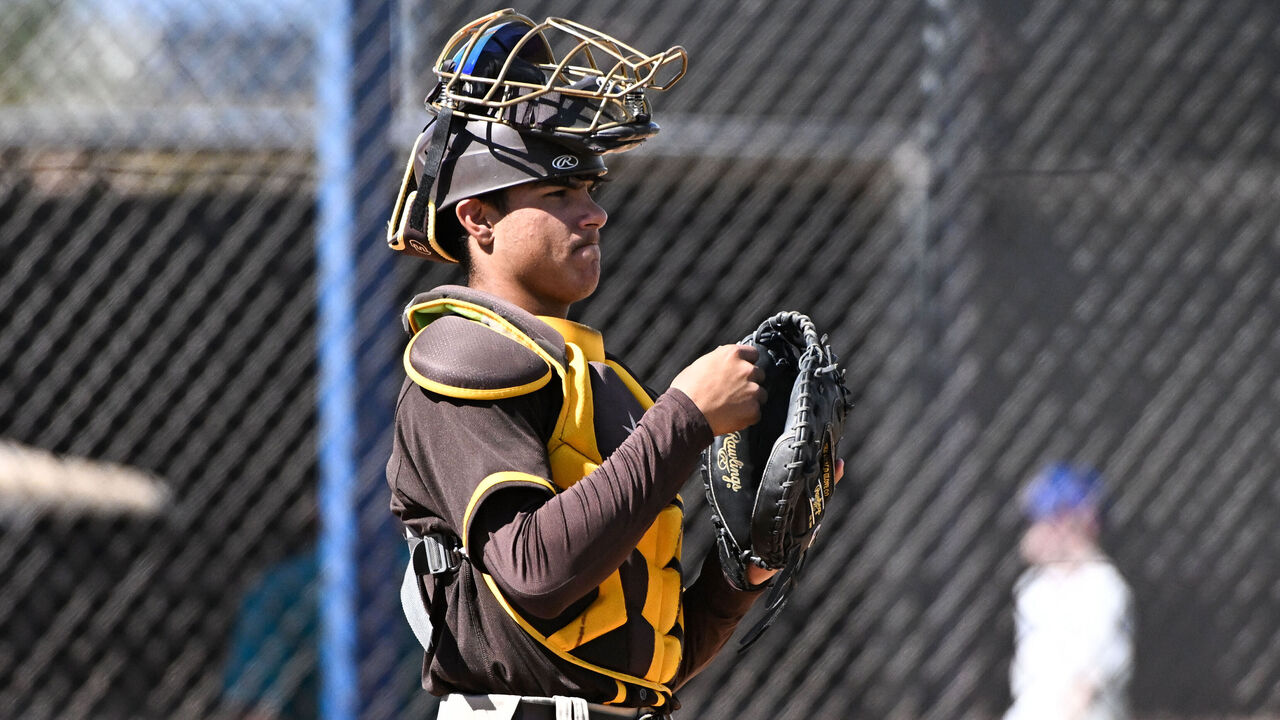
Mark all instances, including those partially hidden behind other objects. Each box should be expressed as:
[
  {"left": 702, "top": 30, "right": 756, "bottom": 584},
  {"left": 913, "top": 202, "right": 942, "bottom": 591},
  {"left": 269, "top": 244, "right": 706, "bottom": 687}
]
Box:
[{"left": 1022, "top": 463, "right": 1103, "bottom": 521}]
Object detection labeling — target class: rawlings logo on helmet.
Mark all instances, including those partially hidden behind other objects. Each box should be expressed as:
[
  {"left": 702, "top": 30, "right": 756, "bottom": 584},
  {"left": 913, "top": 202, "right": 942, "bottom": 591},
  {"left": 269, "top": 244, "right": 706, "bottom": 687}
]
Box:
[{"left": 551, "top": 154, "right": 580, "bottom": 170}]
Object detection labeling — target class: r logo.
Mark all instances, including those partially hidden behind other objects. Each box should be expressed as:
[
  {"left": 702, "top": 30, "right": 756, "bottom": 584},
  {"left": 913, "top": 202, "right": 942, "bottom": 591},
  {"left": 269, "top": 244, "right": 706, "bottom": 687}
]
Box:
[{"left": 552, "top": 154, "right": 580, "bottom": 170}]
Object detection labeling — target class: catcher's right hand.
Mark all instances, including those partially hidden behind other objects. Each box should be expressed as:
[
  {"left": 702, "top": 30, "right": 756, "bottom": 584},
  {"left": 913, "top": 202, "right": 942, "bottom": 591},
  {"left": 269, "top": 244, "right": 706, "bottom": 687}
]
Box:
[{"left": 670, "top": 344, "right": 767, "bottom": 436}]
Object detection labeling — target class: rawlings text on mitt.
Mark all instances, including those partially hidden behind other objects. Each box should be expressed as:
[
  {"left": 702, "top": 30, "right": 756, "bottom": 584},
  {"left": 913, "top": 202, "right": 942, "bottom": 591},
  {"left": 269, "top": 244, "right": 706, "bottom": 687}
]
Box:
[{"left": 702, "top": 311, "right": 852, "bottom": 646}]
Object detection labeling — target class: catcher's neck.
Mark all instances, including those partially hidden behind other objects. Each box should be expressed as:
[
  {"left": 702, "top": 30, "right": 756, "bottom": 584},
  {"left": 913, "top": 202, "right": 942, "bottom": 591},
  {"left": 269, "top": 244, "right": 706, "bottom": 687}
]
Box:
[{"left": 466, "top": 277, "right": 572, "bottom": 319}]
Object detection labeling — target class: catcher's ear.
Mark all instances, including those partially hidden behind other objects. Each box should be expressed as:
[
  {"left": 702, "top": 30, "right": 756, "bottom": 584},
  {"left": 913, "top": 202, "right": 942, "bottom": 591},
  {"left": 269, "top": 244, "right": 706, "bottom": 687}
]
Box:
[{"left": 456, "top": 198, "right": 496, "bottom": 248}]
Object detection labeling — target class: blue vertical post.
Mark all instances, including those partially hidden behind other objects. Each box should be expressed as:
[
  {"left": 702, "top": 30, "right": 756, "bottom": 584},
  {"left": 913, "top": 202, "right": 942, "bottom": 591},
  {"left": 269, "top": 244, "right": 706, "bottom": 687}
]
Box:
[
  {"left": 352, "top": 0, "right": 418, "bottom": 712},
  {"left": 318, "top": 0, "right": 431, "bottom": 715},
  {"left": 316, "top": 0, "right": 358, "bottom": 718}
]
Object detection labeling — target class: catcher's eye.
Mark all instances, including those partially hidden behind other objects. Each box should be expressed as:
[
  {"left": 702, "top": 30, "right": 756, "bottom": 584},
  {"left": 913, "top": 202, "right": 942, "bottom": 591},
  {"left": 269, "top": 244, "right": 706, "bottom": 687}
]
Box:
[{"left": 587, "top": 174, "right": 612, "bottom": 195}]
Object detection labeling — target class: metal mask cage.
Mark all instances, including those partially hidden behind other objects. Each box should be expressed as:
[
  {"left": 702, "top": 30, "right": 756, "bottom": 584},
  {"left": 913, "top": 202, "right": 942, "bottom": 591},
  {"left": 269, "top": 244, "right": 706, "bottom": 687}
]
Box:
[{"left": 430, "top": 8, "right": 688, "bottom": 138}]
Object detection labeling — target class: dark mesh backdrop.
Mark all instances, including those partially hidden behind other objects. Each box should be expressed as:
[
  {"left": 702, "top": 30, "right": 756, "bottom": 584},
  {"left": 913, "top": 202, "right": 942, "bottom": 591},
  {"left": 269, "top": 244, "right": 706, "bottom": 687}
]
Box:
[{"left": 2, "top": 0, "right": 1278, "bottom": 718}]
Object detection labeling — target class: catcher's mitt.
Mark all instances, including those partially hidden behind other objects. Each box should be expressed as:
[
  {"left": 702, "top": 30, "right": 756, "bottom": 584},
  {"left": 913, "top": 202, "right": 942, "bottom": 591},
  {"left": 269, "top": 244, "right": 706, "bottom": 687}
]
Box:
[{"left": 703, "top": 311, "right": 852, "bottom": 647}]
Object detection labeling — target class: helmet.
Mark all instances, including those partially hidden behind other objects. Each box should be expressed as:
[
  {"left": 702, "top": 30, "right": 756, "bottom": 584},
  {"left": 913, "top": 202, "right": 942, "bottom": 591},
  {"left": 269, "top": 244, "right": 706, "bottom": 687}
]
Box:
[
  {"left": 431, "top": 120, "right": 607, "bottom": 215},
  {"left": 387, "top": 9, "right": 687, "bottom": 263}
]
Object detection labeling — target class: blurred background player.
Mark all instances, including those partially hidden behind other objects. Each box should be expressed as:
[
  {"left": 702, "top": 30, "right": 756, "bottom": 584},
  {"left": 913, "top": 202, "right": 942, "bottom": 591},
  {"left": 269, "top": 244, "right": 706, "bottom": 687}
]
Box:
[{"left": 1004, "top": 463, "right": 1134, "bottom": 720}]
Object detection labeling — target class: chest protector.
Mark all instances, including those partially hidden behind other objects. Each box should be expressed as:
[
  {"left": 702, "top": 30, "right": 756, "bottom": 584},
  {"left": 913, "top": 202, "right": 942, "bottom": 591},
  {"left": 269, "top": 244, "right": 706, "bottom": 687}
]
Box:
[{"left": 402, "top": 286, "right": 685, "bottom": 706}]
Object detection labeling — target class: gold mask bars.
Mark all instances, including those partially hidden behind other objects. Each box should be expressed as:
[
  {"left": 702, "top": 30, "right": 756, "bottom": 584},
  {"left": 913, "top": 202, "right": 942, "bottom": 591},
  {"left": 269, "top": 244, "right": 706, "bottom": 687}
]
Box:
[{"left": 431, "top": 8, "right": 688, "bottom": 137}]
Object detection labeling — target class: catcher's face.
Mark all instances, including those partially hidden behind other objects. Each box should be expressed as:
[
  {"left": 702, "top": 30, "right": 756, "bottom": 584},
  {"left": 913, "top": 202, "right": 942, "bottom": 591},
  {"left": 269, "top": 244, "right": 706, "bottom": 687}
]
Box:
[{"left": 475, "top": 176, "right": 608, "bottom": 316}]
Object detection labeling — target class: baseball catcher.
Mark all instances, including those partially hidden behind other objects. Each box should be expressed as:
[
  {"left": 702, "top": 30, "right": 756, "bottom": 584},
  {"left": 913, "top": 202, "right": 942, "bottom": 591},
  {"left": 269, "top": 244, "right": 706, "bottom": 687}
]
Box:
[
  {"left": 384, "top": 9, "right": 818, "bottom": 719},
  {"left": 703, "top": 311, "right": 853, "bottom": 647}
]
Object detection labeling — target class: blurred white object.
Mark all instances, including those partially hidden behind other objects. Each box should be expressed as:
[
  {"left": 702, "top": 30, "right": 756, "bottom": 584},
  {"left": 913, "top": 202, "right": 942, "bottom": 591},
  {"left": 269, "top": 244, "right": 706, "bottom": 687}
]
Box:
[
  {"left": 0, "top": 439, "right": 170, "bottom": 516},
  {"left": 1005, "top": 558, "right": 1134, "bottom": 720}
]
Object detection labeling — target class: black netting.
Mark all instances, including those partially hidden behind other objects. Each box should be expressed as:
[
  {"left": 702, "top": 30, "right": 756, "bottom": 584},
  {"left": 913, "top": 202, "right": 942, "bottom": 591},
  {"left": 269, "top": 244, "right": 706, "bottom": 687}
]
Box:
[{"left": 1, "top": 0, "right": 1277, "bottom": 718}]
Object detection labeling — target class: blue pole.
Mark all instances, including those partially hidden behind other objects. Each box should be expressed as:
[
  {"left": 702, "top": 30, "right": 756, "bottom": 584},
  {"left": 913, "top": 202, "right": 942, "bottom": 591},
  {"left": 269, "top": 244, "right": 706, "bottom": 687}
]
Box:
[{"left": 316, "top": 0, "right": 357, "bottom": 718}]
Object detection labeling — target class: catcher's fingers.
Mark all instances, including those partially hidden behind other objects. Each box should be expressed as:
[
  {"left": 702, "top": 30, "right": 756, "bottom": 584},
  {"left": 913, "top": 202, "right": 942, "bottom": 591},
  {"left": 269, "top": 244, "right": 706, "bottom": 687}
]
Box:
[
  {"left": 670, "top": 344, "right": 765, "bottom": 436},
  {"left": 740, "top": 343, "right": 769, "bottom": 407},
  {"left": 744, "top": 561, "right": 779, "bottom": 586}
]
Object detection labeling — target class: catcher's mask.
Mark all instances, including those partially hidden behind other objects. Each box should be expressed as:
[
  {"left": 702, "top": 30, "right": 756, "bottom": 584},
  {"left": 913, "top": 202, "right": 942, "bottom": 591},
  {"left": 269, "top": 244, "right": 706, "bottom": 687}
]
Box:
[{"left": 387, "top": 8, "right": 687, "bottom": 263}]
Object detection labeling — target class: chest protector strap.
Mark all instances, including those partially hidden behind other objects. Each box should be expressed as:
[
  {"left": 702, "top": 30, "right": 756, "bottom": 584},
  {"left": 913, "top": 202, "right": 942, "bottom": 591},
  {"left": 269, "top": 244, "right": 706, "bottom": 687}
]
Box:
[{"left": 400, "top": 529, "right": 462, "bottom": 656}]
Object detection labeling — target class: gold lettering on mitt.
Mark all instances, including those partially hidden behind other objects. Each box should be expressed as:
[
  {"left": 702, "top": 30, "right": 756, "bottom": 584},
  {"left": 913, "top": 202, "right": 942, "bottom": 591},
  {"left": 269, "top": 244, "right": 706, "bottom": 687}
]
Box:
[
  {"left": 820, "top": 436, "right": 833, "bottom": 498},
  {"left": 716, "top": 432, "right": 744, "bottom": 492},
  {"left": 808, "top": 481, "right": 825, "bottom": 528},
  {"left": 809, "top": 437, "right": 834, "bottom": 528}
]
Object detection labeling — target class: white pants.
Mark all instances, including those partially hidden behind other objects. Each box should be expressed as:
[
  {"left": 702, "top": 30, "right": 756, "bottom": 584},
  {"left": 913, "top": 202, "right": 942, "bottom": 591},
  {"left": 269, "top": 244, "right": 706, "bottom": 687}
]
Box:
[{"left": 436, "top": 694, "right": 657, "bottom": 720}]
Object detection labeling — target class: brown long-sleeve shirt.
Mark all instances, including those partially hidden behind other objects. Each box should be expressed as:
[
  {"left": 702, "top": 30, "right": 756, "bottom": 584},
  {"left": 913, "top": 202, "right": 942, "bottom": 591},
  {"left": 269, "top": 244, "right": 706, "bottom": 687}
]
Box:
[{"left": 387, "top": 303, "right": 763, "bottom": 708}]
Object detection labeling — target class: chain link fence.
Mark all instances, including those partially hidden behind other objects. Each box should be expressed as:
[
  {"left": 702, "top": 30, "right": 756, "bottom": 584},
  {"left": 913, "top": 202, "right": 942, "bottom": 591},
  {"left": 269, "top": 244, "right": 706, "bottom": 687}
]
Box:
[{"left": 2, "top": 0, "right": 1277, "bottom": 718}]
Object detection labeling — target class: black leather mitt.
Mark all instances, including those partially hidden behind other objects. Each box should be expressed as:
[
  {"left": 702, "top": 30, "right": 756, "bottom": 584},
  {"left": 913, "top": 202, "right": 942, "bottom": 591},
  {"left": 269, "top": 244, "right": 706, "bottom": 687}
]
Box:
[{"left": 703, "top": 311, "right": 852, "bottom": 647}]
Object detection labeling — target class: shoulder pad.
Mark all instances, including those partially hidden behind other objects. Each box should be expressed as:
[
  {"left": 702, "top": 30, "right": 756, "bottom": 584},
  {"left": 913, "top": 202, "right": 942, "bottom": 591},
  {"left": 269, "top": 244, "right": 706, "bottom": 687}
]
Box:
[
  {"left": 404, "top": 285, "right": 567, "bottom": 366},
  {"left": 406, "top": 315, "right": 553, "bottom": 399}
]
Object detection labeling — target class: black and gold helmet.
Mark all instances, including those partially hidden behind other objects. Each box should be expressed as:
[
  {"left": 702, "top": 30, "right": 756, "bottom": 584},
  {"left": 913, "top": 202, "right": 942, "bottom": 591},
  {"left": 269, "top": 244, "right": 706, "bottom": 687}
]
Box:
[{"left": 387, "top": 8, "right": 687, "bottom": 263}]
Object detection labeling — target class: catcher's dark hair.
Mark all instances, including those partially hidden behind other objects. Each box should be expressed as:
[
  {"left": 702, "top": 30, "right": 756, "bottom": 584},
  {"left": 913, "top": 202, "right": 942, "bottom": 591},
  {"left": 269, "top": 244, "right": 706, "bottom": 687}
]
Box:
[{"left": 433, "top": 212, "right": 470, "bottom": 277}]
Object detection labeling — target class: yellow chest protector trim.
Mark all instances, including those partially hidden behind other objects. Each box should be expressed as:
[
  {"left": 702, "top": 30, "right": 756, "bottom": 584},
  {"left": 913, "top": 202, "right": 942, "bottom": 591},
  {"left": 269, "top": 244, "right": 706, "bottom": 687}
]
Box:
[{"left": 404, "top": 296, "right": 685, "bottom": 705}]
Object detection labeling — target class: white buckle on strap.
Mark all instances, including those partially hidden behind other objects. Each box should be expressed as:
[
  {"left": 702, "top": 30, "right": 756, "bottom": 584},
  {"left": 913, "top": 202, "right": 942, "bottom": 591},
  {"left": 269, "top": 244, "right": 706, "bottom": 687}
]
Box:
[{"left": 553, "top": 695, "right": 589, "bottom": 720}]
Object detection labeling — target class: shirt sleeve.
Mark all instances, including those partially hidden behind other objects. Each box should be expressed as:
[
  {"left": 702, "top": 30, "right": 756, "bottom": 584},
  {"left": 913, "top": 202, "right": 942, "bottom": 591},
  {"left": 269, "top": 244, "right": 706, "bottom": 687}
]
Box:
[
  {"left": 387, "top": 378, "right": 561, "bottom": 544},
  {"left": 474, "top": 389, "right": 714, "bottom": 618},
  {"left": 669, "top": 550, "right": 766, "bottom": 689},
  {"left": 389, "top": 381, "right": 717, "bottom": 620},
  {"left": 1082, "top": 565, "right": 1134, "bottom": 686}
]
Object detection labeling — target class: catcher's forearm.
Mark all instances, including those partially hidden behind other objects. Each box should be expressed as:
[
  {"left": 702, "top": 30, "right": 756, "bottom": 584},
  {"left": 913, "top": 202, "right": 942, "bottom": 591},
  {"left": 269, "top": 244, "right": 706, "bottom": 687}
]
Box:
[{"left": 477, "top": 390, "right": 711, "bottom": 618}]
